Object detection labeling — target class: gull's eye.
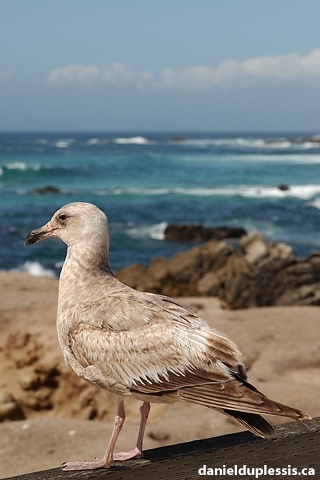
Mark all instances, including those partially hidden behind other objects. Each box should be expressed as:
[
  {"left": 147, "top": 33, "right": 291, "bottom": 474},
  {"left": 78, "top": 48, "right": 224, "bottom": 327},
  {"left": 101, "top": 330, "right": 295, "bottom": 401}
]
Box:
[{"left": 58, "top": 214, "right": 68, "bottom": 223}]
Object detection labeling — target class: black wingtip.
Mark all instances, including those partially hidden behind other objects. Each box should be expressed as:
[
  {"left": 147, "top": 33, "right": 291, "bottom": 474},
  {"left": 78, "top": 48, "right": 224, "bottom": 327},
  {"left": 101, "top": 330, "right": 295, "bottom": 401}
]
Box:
[{"left": 223, "top": 409, "right": 274, "bottom": 438}]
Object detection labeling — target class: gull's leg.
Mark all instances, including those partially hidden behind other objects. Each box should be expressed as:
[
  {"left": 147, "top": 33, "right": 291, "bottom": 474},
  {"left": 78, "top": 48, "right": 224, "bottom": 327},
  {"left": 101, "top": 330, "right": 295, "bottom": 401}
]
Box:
[
  {"left": 63, "top": 397, "right": 126, "bottom": 471},
  {"left": 113, "top": 401, "right": 151, "bottom": 461}
]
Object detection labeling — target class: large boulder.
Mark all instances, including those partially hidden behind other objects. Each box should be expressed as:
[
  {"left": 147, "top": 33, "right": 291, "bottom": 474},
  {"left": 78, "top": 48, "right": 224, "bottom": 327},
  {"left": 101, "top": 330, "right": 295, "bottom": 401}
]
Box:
[
  {"left": 116, "top": 231, "right": 320, "bottom": 309},
  {"left": 117, "top": 241, "right": 234, "bottom": 297},
  {"left": 164, "top": 224, "right": 246, "bottom": 242}
]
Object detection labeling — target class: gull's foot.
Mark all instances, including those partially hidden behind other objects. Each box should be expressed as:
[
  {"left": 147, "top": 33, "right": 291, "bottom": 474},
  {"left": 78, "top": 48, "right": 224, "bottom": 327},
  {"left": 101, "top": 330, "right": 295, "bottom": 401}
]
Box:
[
  {"left": 113, "top": 447, "right": 142, "bottom": 461},
  {"left": 62, "top": 457, "right": 111, "bottom": 471}
]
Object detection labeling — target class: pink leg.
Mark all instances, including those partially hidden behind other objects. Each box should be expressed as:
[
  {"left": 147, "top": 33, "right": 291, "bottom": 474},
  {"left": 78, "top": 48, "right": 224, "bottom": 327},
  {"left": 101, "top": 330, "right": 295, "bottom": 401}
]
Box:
[
  {"left": 113, "top": 401, "right": 150, "bottom": 461},
  {"left": 63, "top": 398, "right": 126, "bottom": 470}
]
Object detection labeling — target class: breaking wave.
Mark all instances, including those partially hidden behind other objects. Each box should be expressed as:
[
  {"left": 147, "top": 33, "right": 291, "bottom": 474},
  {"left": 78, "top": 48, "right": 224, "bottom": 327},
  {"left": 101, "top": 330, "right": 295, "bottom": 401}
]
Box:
[
  {"left": 98, "top": 185, "right": 320, "bottom": 200},
  {"left": 15, "top": 261, "right": 56, "bottom": 278},
  {"left": 126, "top": 222, "right": 168, "bottom": 240},
  {"left": 114, "top": 136, "right": 150, "bottom": 145},
  {"left": 0, "top": 162, "right": 41, "bottom": 174}
]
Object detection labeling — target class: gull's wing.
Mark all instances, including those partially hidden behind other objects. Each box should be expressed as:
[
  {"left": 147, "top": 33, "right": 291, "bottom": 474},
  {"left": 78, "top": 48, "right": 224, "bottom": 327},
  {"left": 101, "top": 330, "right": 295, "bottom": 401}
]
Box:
[
  {"left": 66, "top": 290, "right": 244, "bottom": 391},
  {"left": 66, "top": 289, "right": 308, "bottom": 428}
]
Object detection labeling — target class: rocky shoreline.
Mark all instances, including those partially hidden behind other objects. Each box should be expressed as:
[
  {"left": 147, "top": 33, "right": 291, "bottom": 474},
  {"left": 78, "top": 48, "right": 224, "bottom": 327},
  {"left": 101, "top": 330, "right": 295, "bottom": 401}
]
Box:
[{"left": 117, "top": 230, "right": 320, "bottom": 309}]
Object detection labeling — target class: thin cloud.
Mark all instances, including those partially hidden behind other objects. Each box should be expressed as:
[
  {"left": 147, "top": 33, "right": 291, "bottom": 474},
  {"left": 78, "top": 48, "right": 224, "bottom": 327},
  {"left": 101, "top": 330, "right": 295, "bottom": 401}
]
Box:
[
  {"left": 46, "top": 62, "right": 153, "bottom": 90},
  {"left": 46, "top": 49, "right": 320, "bottom": 91},
  {"left": 157, "top": 50, "right": 320, "bottom": 89},
  {"left": 102, "top": 62, "right": 154, "bottom": 89},
  {"left": 47, "top": 65, "right": 100, "bottom": 87}
]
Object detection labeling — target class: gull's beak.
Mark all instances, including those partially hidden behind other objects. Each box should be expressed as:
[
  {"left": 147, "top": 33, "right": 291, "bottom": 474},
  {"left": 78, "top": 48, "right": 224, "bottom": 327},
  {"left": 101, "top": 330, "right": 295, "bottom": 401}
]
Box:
[{"left": 24, "top": 222, "right": 57, "bottom": 245}]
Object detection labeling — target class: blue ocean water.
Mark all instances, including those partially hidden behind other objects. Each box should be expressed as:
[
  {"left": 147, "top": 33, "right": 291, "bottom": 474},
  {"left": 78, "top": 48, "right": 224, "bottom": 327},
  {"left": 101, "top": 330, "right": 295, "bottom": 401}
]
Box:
[{"left": 1, "top": 131, "right": 320, "bottom": 276}]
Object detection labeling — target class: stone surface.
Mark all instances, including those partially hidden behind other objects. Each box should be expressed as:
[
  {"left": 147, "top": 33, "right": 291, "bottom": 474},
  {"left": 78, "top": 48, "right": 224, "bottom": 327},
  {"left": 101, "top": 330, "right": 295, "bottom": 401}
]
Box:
[
  {"left": 164, "top": 224, "right": 247, "bottom": 242},
  {"left": 116, "top": 231, "right": 320, "bottom": 309},
  {"left": 0, "top": 391, "right": 25, "bottom": 421}
]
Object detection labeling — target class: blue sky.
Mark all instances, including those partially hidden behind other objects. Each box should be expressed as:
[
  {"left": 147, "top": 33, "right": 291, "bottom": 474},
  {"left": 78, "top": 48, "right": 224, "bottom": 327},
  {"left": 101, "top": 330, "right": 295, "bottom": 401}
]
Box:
[{"left": 1, "top": 0, "right": 320, "bottom": 132}]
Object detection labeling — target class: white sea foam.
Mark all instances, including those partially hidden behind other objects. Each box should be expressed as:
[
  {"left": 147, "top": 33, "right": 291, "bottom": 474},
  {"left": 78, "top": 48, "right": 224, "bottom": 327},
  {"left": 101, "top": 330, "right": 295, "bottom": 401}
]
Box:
[
  {"left": 235, "top": 154, "right": 320, "bottom": 163},
  {"left": 264, "top": 140, "right": 292, "bottom": 148},
  {"left": 55, "top": 261, "right": 64, "bottom": 269},
  {"left": 127, "top": 222, "right": 168, "bottom": 240},
  {"left": 174, "top": 137, "right": 272, "bottom": 149},
  {"left": 174, "top": 137, "right": 320, "bottom": 150},
  {"left": 87, "top": 138, "right": 100, "bottom": 145},
  {"left": 149, "top": 222, "right": 168, "bottom": 240},
  {"left": 242, "top": 185, "right": 320, "bottom": 199},
  {"left": 287, "top": 185, "right": 320, "bottom": 199},
  {"left": 109, "top": 187, "right": 220, "bottom": 196},
  {"left": 54, "top": 138, "right": 75, "bottom": 148},
  {"left": 55, "top": 140, "right": 70, "bottom": 148},
  {"left": 114, "top": 136, "right": 149, "bottom": 145},
  {"left": 301, "top": 142, "right": 317, "bottom": 149},
  {"left": 17, "top": 261, "right": 56, "bottom": 277},
  {"left": 109, "top": 186, "right": 257, "bottom": 197},
  {"left": 308, "top": 198, "right": 320, "bottom": 209},
  {"left": 3, "top": 161, "right": 41, "bottom": 171},
  {"left": 241, "top": 187, "right": 284, "bottom": 198},
  {"left": 103, "top": 185, "right": 320, "bottom": 200},
  {"left": 233, "top": 138, "right": 267, "bottom": 148},
  {"left": 5, "top": 161, "right": 28, "bottom": 170}
]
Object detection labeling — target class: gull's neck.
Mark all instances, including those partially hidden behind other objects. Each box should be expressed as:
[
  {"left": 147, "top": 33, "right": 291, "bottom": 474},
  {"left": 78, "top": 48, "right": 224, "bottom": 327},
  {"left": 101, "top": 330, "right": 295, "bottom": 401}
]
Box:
[
  {"left": 65, "top": 238, "right": 111, "bottom": 271},
  {"left": 59, "top": 236, "right": 113, "bottom": 304}
]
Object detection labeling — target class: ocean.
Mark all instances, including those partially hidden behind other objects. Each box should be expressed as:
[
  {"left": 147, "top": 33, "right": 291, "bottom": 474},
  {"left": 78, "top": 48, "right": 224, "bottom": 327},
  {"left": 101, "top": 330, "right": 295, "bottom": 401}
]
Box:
[{"left": 1, "top": 131, "right": 320, "bottom": 277}]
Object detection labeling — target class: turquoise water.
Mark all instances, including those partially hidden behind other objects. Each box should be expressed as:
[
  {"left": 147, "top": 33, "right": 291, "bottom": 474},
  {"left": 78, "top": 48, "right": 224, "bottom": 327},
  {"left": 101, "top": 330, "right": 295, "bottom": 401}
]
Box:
[{"left": 1, "top": 131, "right": 320, "bottom": 275}]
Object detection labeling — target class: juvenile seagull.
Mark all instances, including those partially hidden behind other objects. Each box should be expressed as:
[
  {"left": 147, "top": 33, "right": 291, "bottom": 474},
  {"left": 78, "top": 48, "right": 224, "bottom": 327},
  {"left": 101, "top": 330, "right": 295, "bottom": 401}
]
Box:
[{"left": 25, "top": 202, "right": 310, "bottom": 470}]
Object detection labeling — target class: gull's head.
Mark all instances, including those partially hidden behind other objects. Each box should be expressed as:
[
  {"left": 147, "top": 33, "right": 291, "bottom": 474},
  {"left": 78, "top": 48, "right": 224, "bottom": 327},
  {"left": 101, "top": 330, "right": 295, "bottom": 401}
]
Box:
[{"left": 24, "top": 202, "right": 109, "bottom": 247}]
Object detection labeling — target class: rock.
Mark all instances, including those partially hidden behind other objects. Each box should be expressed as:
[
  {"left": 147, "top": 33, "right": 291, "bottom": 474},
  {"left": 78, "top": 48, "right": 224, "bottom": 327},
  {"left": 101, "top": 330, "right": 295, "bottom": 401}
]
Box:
[
  {"left": 278, "top": 183, "right": 290, "bottom": 191},
  {"left": 198, "top": 272, "right": 223, "bottom": 297},
  {"left": 240, "top": 230, "right": 269, "bottom": 264},
  {"left": 308, "top": 253, "right": 320, "bottom": 272},
  {"left": 4, "top": 332, "right": 40, "bottom": 368},
  {"left": 299, "top": 135, "right": 320, "bottom": 144},
  {"left": 0, "top": 392, "right": 25, "bottom": 421},
  {"left": 117, "top": 241, "right": 234, "bottom": 297},
  {"left": 31, "top": 185, "right": 60, "bottom": 194},
  {"left": 18, "top": 363, "right": 59, "bottom": 391},
  {"left": 164, "top": 224, "right": 247, "bottom": 242},
  {"left": 170, "top": 136, "right": 184, "bottom": 141},
  {"left": 115, "top": 263, "right": 147, "bottom": 289},
  {"left": 116, "top": 231, "right": 320, "bottom": 309},
  {"left": 148, "top": 430, "right": 170, "bottom": 441}
]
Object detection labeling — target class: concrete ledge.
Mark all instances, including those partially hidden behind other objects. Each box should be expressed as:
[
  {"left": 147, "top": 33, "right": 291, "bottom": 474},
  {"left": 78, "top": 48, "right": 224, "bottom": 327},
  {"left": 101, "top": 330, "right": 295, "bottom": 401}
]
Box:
[{"left": 6, "top": 417, "right": 319, "bottom": 480}]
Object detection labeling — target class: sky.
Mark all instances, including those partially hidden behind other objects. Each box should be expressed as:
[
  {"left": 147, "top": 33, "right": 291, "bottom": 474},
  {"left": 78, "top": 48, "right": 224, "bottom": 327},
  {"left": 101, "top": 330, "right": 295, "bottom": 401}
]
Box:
[{"left": 1, "top": 0, "right": 320, "bottom": 132}]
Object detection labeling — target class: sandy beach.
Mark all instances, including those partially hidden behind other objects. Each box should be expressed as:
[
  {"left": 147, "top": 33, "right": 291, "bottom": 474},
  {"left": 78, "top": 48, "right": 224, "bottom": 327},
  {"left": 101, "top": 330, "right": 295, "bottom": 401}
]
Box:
[{"left": 0, "top": 271, "right": 319, "bottom": 478}]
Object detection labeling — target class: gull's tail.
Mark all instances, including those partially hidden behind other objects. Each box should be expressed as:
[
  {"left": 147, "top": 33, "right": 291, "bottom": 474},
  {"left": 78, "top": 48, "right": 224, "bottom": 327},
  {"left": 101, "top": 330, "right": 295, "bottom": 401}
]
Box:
[{"left": 180, "top": 378, "right": 311, "bottom": 438}]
